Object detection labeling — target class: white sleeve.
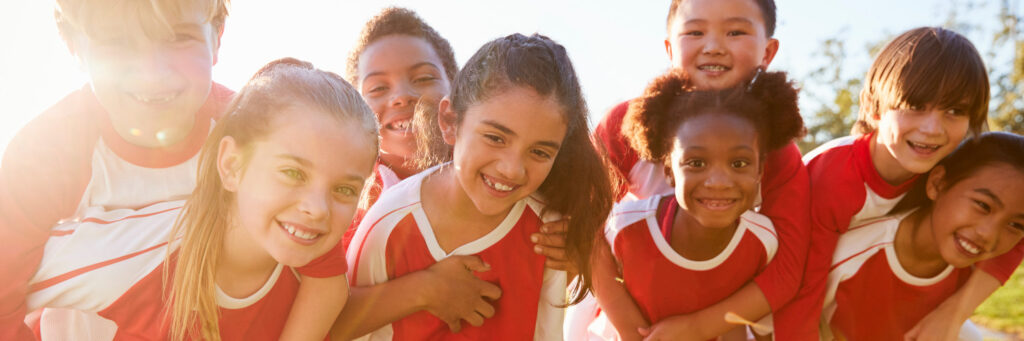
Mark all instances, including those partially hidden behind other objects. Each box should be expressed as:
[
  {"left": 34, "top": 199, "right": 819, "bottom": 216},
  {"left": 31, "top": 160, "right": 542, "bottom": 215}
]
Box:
[
  {"left": 535, "top": 268, "right": 567, "bottom": 341},
  {"left": 26, "top": 200, "right": 183, "bottom": 313}
]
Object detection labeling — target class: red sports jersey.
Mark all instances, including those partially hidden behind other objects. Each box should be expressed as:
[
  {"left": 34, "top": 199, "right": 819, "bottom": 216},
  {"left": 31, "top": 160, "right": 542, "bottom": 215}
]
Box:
[
  {"left": 783, "top": 134, "right": 1024, "bottom": 339},
  {"left": 822, "top": 211, "right": 971, "bottom": 340},
  {"left": 347, "top": 166, "right": 566, "bottom": 340},
  {"left": 593, "top": 100, "right": 809, "bottom": 311},
  {"left": 24, "top": 201, "right": 318, "bottom": 340},
  {"left": 344, "top": 162, "right": 403, "bottom": 251},
  {"left": 588, "top": 195, "right": 777, "bottom": 340},
  {"left": 0, "top": 85, "right": 347, "bottom": 339}
]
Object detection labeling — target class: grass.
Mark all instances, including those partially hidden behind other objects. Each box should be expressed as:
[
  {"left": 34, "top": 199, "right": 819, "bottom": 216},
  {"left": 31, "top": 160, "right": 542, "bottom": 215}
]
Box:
[{"left": 972, "top": 264, "right": 1024, "bottom": 338}]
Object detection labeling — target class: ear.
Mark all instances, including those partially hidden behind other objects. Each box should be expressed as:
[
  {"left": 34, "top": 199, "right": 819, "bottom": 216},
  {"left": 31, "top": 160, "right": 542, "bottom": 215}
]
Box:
[
  {"left": 438, "top": 96, "right": 458, "bottom": 146},
  {"left": 760, "top": 38, "right": 780, "bottom": 69},
  {"left": 663, "top": 163, "right": 676, "bottom": 187},
  {"left": 664, "top": 38, "right": 674, "bottom": 62},
  {"left": 925, "top": 165, "right": 947, "bottom": 201},
  {"left": 217, "top": 136, "right": 243, "bottom": 192},
  {"left": 211, "top": 24, "right": 225, "bottom": 66}
]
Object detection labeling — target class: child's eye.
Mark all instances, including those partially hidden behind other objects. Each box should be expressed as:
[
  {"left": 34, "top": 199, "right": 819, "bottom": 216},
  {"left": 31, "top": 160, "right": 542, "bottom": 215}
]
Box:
[
  {"left": 483, "top": 133, "right": 504, "bottom": 144},
  {"left": 1009, "top": 222, "right": 1024, "bottom": 233},
  {"left": 531, "top": 149, "right": 553, "bottom": 160},
  {"left": 684, "top": 30, "right": 704, "bottom": 37},
  {"left": 973, "top": 199, "right": 991, "bottom": 213},
  {"left": 684, "top": 159, "right": 706, "bottom": 168},
  {"left": 727, "top": 30, "right": 748, "bottom": 36},
  {"left": 334, "top": 185, "right": 358, "bottom": 198},
  {"left": 413, "top": 75, "right": 437, "bottom": 83},
  {"left": 731, "top": 160, "right": 750, "bottom": 168},
  {"left": 281, "top": 168, "right": 305, "bottom": 182},
  {"left": 367, "top": 85, "right": 388, "bottom": 94},
  {"left": 172, "top": 33, "right": 198, "bottom": 43},
  {"left": 945, "top": 108, "right": 967, "bottom": 116}
]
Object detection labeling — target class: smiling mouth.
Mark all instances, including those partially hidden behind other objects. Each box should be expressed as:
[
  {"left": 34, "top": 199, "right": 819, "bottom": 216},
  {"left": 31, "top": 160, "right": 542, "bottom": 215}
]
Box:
[
  {"left": 384, "top": 118, "right": 412, "bottom": 133},
  {"left": 697, "top": 198, "right": 738, "bottom": 211},
  {"left": 278, "top": 220, "right": 322, "bottom": 242},
  {"left": 907, "top": 141, "right": 941, "bottom": 154},
  {"left": 698, "top": 64, "right": 730, "bottom": 72},
  {"left": 954, "top": 234, "right": 982, "bottom": 257},
  {"left": 482, "top": 174, "right": 518, "bottom": 193},
  {"left": 130, "top": 91, "right": 180, "bottom": 104}
]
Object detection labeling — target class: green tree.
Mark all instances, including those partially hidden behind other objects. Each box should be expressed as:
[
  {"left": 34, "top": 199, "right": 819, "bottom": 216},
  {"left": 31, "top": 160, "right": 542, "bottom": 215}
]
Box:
[{"left": 989, "top": 0, "right": 1024, "bottom": 133}]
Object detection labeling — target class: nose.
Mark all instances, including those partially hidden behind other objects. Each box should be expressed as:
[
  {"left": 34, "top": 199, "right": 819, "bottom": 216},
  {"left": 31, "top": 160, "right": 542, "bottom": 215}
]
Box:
[
  {"left": 974, "top": 219, "right": 1000, "bottom": 253},
  {"left": 918, "top": 110, "right": 944, "bottom": 136},
  {"left": 297, "top": 188, "right": 329, "bottom": 222},
  {"left": 702, "top": 35, "right": 725, "bottom": 56},
  {"left": 495, "top": 151, "right": 526, "bottom": 182},
  {"left": 390, "top": 81, "right": 418, "bottom": 108},
  {"left": 703, "top": 166, "right": 734, "bottom": 189}
]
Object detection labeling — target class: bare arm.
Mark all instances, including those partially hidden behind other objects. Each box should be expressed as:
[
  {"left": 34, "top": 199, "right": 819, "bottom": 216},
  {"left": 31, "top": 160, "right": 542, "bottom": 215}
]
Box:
[
  {"left": 280, "top": 274, "right": 349, "bottom": 341},
  {"left": 592, "top": 239, "right": 648, "bottom": 341},
  {"left": 330, "top": 255, "right": 501, "bottom": 340},
  {"left": 904, "top": 270, "right": 1001, "bottom": 341}
]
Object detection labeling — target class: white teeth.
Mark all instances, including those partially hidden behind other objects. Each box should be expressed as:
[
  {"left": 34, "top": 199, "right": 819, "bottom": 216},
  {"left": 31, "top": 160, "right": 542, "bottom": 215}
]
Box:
[
  {"left": 132, "top": 93, "right": 175, "bottom": 104},
  {"left": 699, "top": 65, "right": 728, "bottom": 72},
  {"left": 483, "top": 176, "right": 515, "bottom": 192},
  {"left": 282, "top": 222, "right": 320, "bottom": 240},
  {"left": 700, "top": 199, "right": 735, "bottom": 208},
  {"left": 908, "top": 141, "right": 941, "bottom": 151},
  {"left": 389, "top": 119, "right": 411, "bottom": 131},
  {"left": 957, "top": 236, "right": 980, "bottom": 255}
]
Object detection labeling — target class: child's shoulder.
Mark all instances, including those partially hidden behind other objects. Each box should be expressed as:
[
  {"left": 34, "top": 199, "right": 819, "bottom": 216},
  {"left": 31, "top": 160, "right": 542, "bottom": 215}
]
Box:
[
  {"left": 832, "top": 213, "right": 903, "bottom": 267},
  {"left": 606, "top": 195, "right": 661, "bottom": 234}
]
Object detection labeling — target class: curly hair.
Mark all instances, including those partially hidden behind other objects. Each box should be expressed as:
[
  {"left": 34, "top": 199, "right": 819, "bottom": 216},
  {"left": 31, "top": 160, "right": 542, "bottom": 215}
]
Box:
[
  {"left": 345, "top": 7, "right": 458, "bottom": 86},
  {"left": 622, "top": 69, "right": 804, "bottom": 164}
]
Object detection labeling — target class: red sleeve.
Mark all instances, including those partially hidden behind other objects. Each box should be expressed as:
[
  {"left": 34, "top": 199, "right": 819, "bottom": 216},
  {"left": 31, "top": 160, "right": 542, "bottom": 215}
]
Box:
[
  {"left": 0, "top": 89, "right": 100, "bottom": 340},
  {"left": 771, "top": 143, "right": 866, "bottom": 340},
  {"left": 977, "top": 240, "right": 1024, "bottom": 284},
  {"left": 750, "top": 143, "right": 810, "bottom": 310},
  {"left": 295, "top": 237, "right": 348, "bottom": 278},
  {"left": 593, "top": 101, "right": 637, "bottom": 199}
]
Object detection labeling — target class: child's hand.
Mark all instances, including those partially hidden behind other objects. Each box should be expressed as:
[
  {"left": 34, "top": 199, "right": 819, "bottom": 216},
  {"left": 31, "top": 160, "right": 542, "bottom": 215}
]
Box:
[
  {"left": 637, "top": 315, "right": 705, "bottom": 341},
  {"left": 532, "top": 219, "right": 577, "bottom": 275},
  {"left": 903, "top": 303, "right": 965, "bottom": 341},
  {"left": 423, "top": 255, "right": 502, "bottom": 332}
]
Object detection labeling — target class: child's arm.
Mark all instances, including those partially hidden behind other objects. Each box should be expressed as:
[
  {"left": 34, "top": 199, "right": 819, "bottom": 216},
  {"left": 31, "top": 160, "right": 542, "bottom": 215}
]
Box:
[
  {"left": 331, "top": 255, "right": 500, "bottom": 339},
  {"left": 592, "top": 238, "right": 648, "bottom": 341},
  {"left": 904, "top": 267, "right": 1005, "bottom": 340},
  {"left": 533, "top": 219, "right": 576, "bottom": 276},
  {"left": 280, "top": 274, "right": 349, "bottom": 341},
  {"left": 637, "top": 282, "right": 771, "bottom": 340}
]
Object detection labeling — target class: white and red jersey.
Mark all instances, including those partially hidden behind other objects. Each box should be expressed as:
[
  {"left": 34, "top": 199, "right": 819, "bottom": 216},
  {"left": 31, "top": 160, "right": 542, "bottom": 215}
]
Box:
[
  {"left": 588, "top": 195, "right": 776, "bottom": 340},
  {"left": 345, "top": 162, "right": 403, "bottom": 251},
  {"left": 23, "top": 200, "right": 312, "bottom": 340},
  {"left": 821, "top": 211, "right": 971, "bottom": 340},
  {"left": 782, "top": 133, "right": 1024, "bottom": 339},
  {"left": 347, "top": 166, "right": 566, "bottom": 340},
  {"left": 593, "top": 100, "right": 810, "bottom": 339}
]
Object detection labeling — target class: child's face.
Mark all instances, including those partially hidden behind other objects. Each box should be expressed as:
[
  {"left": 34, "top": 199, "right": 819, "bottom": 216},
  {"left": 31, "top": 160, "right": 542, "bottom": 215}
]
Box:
[
  {"left": 928, "top": 164, "right": 1024, "bottom": 268},
  {"left": 444, "top": 86, "right": 567, "bottom": 216},
  {"left": 665, "top": 0, "right": 778, "bottom": 90},
  {"left": 668, "top": 113, "right": 761, "bottom": 229},
  {"left": 221, "top": 106, "right": 376, "bottom": 268},
  {"left": 357, "top": 35, "right": 452, "bottom": 174},
  {"left": 875, "top": 105, "right": 971, "bottom": 175},
  {"left": 72, "top": 8, "right": 220, "bottom": 148}
]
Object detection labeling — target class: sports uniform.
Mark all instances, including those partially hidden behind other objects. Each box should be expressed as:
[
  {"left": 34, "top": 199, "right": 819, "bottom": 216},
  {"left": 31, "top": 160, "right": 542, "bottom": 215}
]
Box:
[
  {"left": 347, "top": 165, "right": 566, "bottom": 340},
  {"left": 588, "top": 194, "right": 777, "bottom": 341},
  {"left": 784, "top": 133, "right": 1024, "bottom": 339},
  {"left": 591, "top": 100, "right": 810, "bottom": 338},
  {"left": 24, "top": 200, "right": 318, "bottom": 340},
  {"left": 821, "top": 211, "right": 972, "bottom": 340},
  {"left": 345, "top": 162, "right": 403, "bottom": 251}
]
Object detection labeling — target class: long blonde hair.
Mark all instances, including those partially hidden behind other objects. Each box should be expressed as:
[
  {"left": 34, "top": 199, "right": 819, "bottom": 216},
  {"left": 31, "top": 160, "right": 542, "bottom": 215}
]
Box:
[{"left": 165, "top": 58, "right": 377, "bottom": 340}]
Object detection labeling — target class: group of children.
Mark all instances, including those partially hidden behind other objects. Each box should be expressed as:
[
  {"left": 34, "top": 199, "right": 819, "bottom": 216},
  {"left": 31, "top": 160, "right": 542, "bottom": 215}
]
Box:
[{"left": 0, "top": 0, "right": 1022, "bottom": 340}]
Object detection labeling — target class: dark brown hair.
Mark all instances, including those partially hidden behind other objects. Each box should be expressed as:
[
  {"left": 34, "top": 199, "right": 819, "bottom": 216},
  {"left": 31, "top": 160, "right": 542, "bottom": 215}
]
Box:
[
  {"left": 667, "top": 0, "right": 777, "bottom": 37},
  {"left": 416, "top": 33, "right": 615, "bottom": 305},
  {"left": 345, "top": 7, "right": 458, "bottom": 86},
  {"left": 623, "top": 69, "right": 803, "bottom": 166},
  {"left": 854, "top": 27, "right": 989, "bottom": 136}
]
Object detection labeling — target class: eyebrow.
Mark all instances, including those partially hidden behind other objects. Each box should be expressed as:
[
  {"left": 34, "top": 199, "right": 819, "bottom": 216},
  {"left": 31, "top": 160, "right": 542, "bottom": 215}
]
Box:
[
  {"left": 364, "top": 62, "right": 441, "bottom": 81},
  {"left": 683, "top": 17, "right": 755, "bottom": 26},
  {"left": 482, "top": 120, "right": 561, "bottom": 149},
  {"left": 974, "top": 188, "right": 1004, "bottom": 208}
]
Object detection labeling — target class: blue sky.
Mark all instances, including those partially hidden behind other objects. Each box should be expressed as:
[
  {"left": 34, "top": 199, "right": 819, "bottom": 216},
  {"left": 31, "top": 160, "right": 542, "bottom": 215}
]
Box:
[{"left": 0, "top": 0, "right": 1010, "bottom": 156}]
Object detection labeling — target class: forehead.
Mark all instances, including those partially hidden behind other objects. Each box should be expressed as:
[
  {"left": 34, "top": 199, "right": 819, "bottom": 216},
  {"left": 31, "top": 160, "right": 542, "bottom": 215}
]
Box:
[
  {"left": 674, "top": 113, "right": 758, "bottom": 149},
  {"left": 463, "top": 86, "right": 567, "bottom": 143},
  {"left": 357, "top": 35, "right": 445, "bottom": 79},
  {"left": 260, "top": 105, "right": 377, "bottom": 173},
  {"left": 672, "top": 0, "right": 765, "bottom": 27},
  {"left": 72, "top": 0, "right": 215, "bottom": 40},
  {"left": 954, "top": 164, "right": 1024, "bottom": 206}
]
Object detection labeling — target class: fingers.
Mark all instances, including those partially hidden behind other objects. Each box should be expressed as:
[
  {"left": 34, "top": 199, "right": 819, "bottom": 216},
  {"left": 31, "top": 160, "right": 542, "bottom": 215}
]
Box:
[
  {"left": 540, "top": 219, "right": 569, "bottom": 234},
  {"left": 464, "top": 312, "right": 485, "bottom": 327},
  {"left": 543, "top": 259, "right": 572, "bottom": 271},
  {"left": 478, "top": 281, "right": 502, "bottom": 300},
  {"left": 445, "top": 318, "right": 462, "bottom": 333},
  {"left": 451, "top": 255, "right": 491, "bottom": 273},
  {"left": 475, "top": 300, "right": 496, "bottom": 319},
  {"left": 533, "top": 243, "right": 568, "bottom": 260}
]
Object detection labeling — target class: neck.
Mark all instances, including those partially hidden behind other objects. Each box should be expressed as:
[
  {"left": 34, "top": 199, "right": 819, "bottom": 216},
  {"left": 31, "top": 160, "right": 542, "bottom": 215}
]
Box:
[
  {"left": 216, "top": 220, "right": 279, "bottom": 298},
  {"left": 894, "top": 208, "right": 948, "bottom": 278},
  {"left": 870, "top": 135, "right": 915, "bottom": 185},
  {"left": 668, "top": 201, "right": 738, "bottom": 261},
  {"left": 421, "top": 165, "right": 511, "bottom": 253},
  {"left": 380, "top": 154, "right": 416, "bottom": 179}
]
